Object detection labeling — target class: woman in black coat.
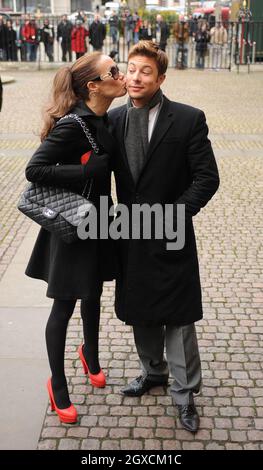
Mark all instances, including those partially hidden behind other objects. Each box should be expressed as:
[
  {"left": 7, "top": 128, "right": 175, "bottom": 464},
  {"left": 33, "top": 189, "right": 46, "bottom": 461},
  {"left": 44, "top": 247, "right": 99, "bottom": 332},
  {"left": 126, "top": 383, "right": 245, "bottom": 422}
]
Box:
[{"left": 24, "top": 52, "right": 126, "bottom": 423}]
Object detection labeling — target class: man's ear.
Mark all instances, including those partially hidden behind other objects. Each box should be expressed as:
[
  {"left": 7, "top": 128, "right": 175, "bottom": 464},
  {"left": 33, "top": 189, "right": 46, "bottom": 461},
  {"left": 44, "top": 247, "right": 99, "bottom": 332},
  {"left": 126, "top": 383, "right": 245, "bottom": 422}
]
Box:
[{"left": 158, "top": 74, "right": 166, "bottom": 86}]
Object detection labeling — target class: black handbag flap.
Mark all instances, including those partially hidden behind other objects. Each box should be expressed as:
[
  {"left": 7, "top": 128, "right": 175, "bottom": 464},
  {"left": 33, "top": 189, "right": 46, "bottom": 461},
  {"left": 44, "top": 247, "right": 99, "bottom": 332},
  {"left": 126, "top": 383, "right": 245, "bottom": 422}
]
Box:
[{"left": 23, "top": 183, "right": 89, "bottom": 227}]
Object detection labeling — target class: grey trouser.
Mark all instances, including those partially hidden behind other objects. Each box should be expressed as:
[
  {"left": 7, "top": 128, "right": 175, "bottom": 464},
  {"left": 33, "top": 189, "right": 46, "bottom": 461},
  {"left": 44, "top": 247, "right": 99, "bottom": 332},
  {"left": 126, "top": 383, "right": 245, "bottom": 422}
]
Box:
[{"left": 133, "top": 323, "right": 202, "bottom": 405}]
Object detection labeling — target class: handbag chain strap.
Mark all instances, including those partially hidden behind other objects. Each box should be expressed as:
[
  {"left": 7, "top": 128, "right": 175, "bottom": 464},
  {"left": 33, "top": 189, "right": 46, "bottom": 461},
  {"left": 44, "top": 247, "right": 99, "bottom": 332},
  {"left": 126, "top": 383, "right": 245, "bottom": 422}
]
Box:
[{"left": 58, "top": 113, "right": 100, "bottom": 199}]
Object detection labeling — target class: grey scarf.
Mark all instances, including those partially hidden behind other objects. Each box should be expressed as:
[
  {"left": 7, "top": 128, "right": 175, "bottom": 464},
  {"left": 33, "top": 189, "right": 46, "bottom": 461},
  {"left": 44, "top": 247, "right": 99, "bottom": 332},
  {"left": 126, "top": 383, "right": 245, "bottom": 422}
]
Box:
[{"left": 125, "top": 89, "right": 163, "bottom": 184}]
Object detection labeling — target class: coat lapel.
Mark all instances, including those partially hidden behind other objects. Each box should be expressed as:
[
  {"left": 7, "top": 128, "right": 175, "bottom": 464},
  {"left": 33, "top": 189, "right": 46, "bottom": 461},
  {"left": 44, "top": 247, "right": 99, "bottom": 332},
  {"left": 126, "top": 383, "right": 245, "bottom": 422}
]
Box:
[
  {"left": 146, "top": 97, "right": 174, "bottom": 160},
  {"left": 115, "top": 106, "right": 127, "bottom": 165},
  {"left": 136, "top": 96, "right": 174, "bottom": 187}
]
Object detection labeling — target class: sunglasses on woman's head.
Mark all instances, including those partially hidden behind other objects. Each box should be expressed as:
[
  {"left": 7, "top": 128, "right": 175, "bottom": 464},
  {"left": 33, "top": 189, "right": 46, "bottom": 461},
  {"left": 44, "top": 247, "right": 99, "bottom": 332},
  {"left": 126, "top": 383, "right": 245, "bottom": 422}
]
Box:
[{"left": 92, "top": 65, "right": 120, "bottom": 81}]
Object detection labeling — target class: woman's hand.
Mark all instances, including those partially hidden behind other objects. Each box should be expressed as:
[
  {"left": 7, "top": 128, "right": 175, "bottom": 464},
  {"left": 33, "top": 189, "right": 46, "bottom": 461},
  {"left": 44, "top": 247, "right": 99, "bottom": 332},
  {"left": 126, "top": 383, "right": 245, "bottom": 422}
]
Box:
[{"left": 83, "top": 151, "right": 110, "bottom": 179}]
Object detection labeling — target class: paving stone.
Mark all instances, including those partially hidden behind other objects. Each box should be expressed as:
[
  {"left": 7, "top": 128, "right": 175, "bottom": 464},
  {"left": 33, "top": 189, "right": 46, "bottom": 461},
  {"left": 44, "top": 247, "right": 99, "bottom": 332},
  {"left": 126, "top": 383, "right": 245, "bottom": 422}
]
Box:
[
  {"left": 67, "top": 428, "right": 89, "bottom": 438},
  {"left": 109, "top": 428, "right": 131, "bottom": 439},
  {"left": 58, "top": 439, "right": 80, "bottom": 450},
  {"left": 81, "top": 439, "right": 100, "bottom": 450},
  {"left": 89, "top": 427, "right": 109, "bottom": 438},
  {"left": 182, "top": 442, "right": 204, "bottom": 450},
  {"left": 37, "top": 439, "right": 57, "bottom": 450},
  {"left": 101, "top": 440, "right": 120, "bottom": 450},
  {"left": 133, "top": 428, "right": 154, "bottom": 439},
  {"left": 120, "top": 439, "right": 143, "bottom": 450}
]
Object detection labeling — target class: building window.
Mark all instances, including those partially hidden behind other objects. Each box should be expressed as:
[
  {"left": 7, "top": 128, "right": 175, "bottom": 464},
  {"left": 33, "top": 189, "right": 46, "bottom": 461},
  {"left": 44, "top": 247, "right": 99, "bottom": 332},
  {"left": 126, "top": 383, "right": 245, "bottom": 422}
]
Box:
[
  {"left": 16, "top": 0, "right": 52, "bottom": 13},
  {"left": 1, "top": 0, "right": 14, "bottom": 11},
  {"left": 71, "top": 0, "right": 92, "bottom": 13}
]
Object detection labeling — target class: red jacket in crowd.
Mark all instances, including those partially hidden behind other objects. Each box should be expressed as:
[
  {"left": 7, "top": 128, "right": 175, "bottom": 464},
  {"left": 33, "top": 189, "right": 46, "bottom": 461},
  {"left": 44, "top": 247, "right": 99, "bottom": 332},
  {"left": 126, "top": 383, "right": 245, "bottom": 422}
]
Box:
[
  {"left": 21, "top": 22, "right": 38, "bottom": 43},
  {"left": 71, "top": 26, "right": 89, "bottom": 53}
]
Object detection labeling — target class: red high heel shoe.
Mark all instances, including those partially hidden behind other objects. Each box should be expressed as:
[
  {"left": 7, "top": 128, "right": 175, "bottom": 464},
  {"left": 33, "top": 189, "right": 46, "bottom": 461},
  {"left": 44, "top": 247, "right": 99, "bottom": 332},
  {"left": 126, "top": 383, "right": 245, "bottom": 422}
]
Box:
[
  {"left": 47, "top": 378, "right": 78, "bottom": 424},
  {"left": 78, "top": 344, "right": 106, "bottom": 388}
]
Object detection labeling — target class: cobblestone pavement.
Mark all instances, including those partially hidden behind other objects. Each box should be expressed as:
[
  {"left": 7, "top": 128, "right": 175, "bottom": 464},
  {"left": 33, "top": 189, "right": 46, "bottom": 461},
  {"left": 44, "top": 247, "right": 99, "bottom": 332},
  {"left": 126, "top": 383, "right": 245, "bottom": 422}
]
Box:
[{"left": 0, "top": 68, "right": 263, "bottom": 450}]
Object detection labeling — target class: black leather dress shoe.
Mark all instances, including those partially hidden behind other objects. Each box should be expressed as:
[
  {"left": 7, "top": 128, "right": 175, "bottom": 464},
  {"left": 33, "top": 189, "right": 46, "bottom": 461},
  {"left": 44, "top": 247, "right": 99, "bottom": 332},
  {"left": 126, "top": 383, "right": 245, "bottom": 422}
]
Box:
[
  {"left": 121, "top": 375, "right": 169, "bottom": 397},
  {"left": 177, "top": 404, "right": 200, "bottom": 433}
]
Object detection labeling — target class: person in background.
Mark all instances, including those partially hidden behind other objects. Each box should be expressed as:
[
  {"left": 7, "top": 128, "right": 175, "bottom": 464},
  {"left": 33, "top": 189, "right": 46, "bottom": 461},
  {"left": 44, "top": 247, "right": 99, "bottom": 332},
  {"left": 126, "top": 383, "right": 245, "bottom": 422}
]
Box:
[
  {"left": 71, "top": 19, "right": 89, "bottom": 59},
  {"left": 57, "top": 15, "right": 73, "bottom": 62},
  {"left": 210, "top": 21, "right": 228, "bottom": 71},
  {"left": 17, "top": 14, "right": 28, "bottom": 61},
  {"left": 139, "top": 20, "right": 153, "bottom": 41},
  {"left": 124, "top": 10, "right": 134, "bottom": 50},
  {"left": 133, "top": 11, "right": 141, "bottom": 44},
  {"left": 6, "top": 20, "right": 17, "bottom": 61},
  {"left": 89, "top": 14, "right": 106, "bottom": 52},
  {"left": 41, "top": 18, "right": 54, "bottom": 62},
  {"left": 21, "top": 17, "right": 39, "bottom": 62},
  {"left": 195, "top": 20, "right": 209, "bottom": 69},
  {"left": 76, "top": 10, "right": 84, "bottom": 23},
  {"left": 188, "top": 14, "right": 198, "bottom": 42},
  {"left": 154, "top": 14, "right": 169, "bottom": 52},
  {"left": 173, "top": 17, "right": 189, "bottom": 68},
  {"left": 0, "top": 15, "right": 7, "bottom": 61},
  {"left": 109, "top": 10, "right": 119, "bottom": 47}
]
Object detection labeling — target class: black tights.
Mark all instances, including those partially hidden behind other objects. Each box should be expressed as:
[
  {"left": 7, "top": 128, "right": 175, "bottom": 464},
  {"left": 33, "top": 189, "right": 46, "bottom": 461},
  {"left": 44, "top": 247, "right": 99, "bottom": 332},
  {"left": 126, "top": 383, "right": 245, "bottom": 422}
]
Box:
[{"left": 45, "top": 287, "right": 102, "bottom": 408}]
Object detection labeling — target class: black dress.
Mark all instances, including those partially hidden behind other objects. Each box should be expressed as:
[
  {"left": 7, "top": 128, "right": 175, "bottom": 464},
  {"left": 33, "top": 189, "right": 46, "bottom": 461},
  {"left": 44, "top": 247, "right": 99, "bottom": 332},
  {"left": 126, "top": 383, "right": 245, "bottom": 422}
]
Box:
[{"left": 25, "top": 101, "right": 117, "bottom": 300}]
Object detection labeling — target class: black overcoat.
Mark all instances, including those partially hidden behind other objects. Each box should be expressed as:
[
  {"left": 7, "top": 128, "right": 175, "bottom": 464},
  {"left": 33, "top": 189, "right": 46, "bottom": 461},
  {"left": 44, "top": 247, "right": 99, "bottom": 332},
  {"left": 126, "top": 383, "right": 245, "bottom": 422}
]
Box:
[
  {"left": 24, "top": 100, "right": 116, "bottom": 300},
  {"left": 108, "top": 96, "right": 220, "bottom": 326}
]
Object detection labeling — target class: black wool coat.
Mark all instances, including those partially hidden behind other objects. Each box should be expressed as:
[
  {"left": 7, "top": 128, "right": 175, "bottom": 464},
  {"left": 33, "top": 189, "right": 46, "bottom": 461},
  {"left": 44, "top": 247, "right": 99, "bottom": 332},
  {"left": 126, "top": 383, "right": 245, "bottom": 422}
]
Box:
[
  {"left": 25, "top": 101, "right": 116, "bottom": 300},
  {"left": 108, "top": 95, "right": 220, "bottom": 326},
  {"left": 89, "top": 21, "right": 106, "bottom": 50}
]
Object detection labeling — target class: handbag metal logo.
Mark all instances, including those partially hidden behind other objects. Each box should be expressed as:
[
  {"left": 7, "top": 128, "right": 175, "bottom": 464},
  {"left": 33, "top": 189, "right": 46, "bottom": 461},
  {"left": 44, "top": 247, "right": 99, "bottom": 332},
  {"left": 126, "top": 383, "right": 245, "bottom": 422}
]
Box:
[{"left": 42, "top": 207, "right": 57, "bottom": 219}]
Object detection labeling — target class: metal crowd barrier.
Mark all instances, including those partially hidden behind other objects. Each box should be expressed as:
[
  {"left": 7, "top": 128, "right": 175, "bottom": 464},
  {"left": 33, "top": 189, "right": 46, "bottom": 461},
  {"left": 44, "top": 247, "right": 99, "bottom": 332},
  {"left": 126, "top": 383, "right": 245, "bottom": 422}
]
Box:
[{"left": 0, "top": 18, "right": 262, "bottom": 70}]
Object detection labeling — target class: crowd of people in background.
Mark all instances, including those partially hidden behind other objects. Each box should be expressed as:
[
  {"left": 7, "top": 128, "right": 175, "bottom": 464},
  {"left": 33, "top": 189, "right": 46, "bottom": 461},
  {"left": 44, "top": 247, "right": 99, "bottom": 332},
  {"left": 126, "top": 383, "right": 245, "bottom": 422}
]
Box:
[
  {"left": 173, "top": 16, "right": 228, "bottom": 70},
  {"left": 0, "top": 9, "right": 228, "bottom": 69}
]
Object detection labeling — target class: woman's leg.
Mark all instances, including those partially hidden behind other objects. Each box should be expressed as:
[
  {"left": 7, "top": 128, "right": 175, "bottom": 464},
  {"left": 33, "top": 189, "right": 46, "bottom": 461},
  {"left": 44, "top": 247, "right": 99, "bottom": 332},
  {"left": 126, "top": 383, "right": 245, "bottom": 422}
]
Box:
[
  {"left": 45, "top": 299, "right": 76, "bottom": 408},
  {"left": 81, "top": 282, "right": 103, "bottom": 374}
]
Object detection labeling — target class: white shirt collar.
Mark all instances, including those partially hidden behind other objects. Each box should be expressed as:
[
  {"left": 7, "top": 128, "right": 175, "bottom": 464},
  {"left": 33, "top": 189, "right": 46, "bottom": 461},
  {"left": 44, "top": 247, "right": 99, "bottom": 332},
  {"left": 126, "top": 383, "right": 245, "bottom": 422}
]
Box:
[{"left": 148, "top": 102, "right": 161, "bottom": 141}]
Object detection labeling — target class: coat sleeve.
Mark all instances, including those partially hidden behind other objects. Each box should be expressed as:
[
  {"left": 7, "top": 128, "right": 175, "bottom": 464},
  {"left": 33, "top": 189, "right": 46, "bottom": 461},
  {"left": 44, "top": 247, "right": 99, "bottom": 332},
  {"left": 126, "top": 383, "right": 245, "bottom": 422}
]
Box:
[
  {"left": 25, "top": 121, "right": 87, "bottom": 187},
  {"left": 175, "top": 110, "right": 220, "bottom": 218}
]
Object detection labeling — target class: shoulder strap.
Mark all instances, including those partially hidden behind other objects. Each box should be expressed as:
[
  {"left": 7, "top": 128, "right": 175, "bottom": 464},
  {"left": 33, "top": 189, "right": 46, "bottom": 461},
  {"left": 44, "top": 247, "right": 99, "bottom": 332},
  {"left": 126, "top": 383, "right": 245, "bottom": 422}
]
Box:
[
  {"left": 58, "top": 113, "right": 100, "bottom": 154},
  {"left": 57, "top": 113, "right": 99, "bottom": 199}
]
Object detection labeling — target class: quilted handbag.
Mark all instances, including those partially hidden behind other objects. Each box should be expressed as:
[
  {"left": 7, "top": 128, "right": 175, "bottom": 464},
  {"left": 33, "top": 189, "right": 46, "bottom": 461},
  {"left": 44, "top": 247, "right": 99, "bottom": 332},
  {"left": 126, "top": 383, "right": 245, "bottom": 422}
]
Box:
[{"left": 17, "top": 114, "right": 100, "bottom": 244}]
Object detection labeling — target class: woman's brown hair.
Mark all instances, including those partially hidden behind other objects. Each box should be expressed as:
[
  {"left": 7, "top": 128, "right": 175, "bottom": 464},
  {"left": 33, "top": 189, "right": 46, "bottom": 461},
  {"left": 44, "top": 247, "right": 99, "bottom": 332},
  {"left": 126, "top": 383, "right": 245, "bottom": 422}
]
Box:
[
  {"left": 41, "top": 52, "right": 103, "bottom": 141},
  {"left": 128, "top": 40, "right": 168, "bottom": 76}
]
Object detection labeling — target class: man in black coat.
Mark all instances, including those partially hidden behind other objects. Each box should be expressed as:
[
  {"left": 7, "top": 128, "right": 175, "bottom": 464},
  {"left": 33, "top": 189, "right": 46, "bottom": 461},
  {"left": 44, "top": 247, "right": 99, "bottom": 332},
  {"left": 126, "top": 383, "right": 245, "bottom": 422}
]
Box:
[
  {"left": 89, "top": 14, "right": 106, "bottom": 52},
  {"left": 108, "top": 41, "right": 220, "bottom": 433},
  {"left": 154, "top": 14, "right": 170, "bottom": 52},
  {"left": 41, "top": 19, "right": 54, "bottom": 62},
  {"left": 57, "top": 15, "right": 73, "bottom": 62},
  {"left": 0, "top": 15, "right": 8, "bottom": 61}
]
